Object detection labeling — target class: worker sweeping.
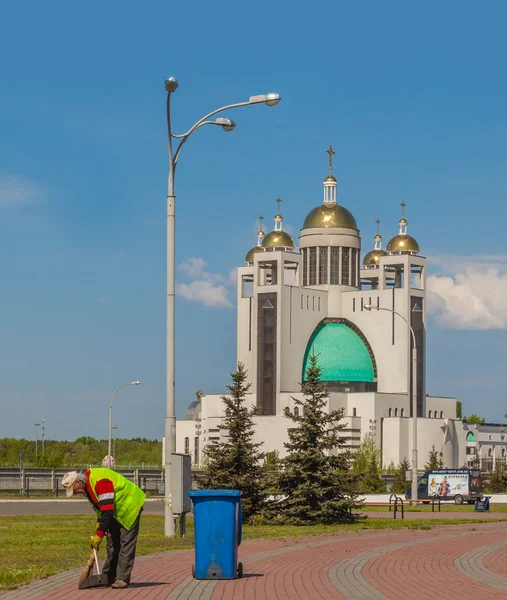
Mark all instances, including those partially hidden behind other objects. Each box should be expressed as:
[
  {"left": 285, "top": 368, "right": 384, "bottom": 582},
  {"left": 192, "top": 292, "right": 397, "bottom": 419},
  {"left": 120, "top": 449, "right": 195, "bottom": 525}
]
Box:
[{"left": 62, "top": 468, "right": 146, "bottom": 589}]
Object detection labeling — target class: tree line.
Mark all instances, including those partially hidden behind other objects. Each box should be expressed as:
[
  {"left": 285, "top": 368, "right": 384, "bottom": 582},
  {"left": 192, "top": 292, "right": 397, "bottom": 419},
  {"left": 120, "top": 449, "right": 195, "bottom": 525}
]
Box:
[{"left": 0, "top": 437, "right": 162, "bottom": 468}]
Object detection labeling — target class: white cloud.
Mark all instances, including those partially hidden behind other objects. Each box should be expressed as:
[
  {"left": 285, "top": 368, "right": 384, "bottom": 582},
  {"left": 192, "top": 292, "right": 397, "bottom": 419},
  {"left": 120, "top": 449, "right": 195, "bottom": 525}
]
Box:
[
  {"left": 177, "top": 257, "right": 233, "bottom": 309},
  {"left": 427, "top": 254, "right": 507, "bottom": 330},
  {"left": 177, "top": 280, "right": 232, "bottom": 308},
  {"left": 0, "top": 174, "right": 44, "bottom": 207}
]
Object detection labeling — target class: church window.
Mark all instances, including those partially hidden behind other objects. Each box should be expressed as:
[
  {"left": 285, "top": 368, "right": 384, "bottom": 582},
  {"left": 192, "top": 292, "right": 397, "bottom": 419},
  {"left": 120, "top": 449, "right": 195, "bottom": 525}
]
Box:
[
  {"left": 294, "top": 406, "right": 299, "bottom": 417},
  {"left": 488, "top": 448, "right": 492, "bottom": 457},
  {"left": 318, "top": 297, "right": 321, "bottom": 311},
  {"left": 342, "top": 248, "right": 350, "bottom": 285},
  {"left": 312, "top": 297, "right": 315, "bottom": 310},
  {"left": 307, "top": 295, "right": 309, "bottom": 309},
  {"left": 376, "top": 296, "right": 380, "bottom": 308},
  {"left": 351, "top": 248, "right": 357, "bottom": 286},
  {"left": 353, "top": 298, "right": 356, "bottom": 312},
  {"left": 309, "top": 248, "right": 317, "bottom": 285},
  {"left": 194, "top": 436, "right": 199, "bottom": 464},
  {"left": 257, "top": 293, "right": 277, "bottom": 416},
  {"left": 361, "top": 298, "right": 364, "bottom": 311},
  {"left": 301, "top": 295, "right": 304, "bottom": 309},
  {"left": 184, "top": 437, "right": 189, "bottom": 454},
  {"left": 302, "top": 248, "right": 308, "bottom": 286},
  {"left": 440, "top": 411, "right": 443, "bottom": 418},
  {"left": 319, "top": 247, "right": 328, "bottom": 284},
  {"left": 401, "top": 408, "right": 404, "bottom": 417},
  {"left": 429, "top": 410, "right": 432, "bottom": 418},
  {"left": 395, "top": 408, "right": 398, "bottom": 417},
  {"left": 330, "top": 247, "right": 340, "bottom": 284},
  {"left": 352, "top": 407, "right": 357, "bottom": 417},
  {"left": 389, "top": 408, "right": 392, "bottom": 417}
]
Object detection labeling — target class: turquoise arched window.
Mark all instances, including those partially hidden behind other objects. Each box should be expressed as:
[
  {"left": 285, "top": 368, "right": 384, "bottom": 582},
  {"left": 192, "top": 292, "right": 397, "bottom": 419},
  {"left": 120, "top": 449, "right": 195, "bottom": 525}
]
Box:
[
  {"left": 302, "top": 322, "right": 375, "bottom": 382},
  {"left": 466, "top": 432, "right": 476, "bottom": 442}
]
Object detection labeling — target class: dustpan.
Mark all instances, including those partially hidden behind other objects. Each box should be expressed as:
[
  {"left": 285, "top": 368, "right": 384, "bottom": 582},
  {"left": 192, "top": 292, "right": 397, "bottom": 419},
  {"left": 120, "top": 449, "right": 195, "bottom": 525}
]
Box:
[{"left": 78, "top": 548, "right": 109, "bottom": 589}]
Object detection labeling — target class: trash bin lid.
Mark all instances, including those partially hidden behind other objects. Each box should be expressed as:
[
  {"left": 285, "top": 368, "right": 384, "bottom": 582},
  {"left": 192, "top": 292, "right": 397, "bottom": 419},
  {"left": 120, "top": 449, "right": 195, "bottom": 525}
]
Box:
[{"left": 189, "top": 489, "right": 241, "bottom": 498}]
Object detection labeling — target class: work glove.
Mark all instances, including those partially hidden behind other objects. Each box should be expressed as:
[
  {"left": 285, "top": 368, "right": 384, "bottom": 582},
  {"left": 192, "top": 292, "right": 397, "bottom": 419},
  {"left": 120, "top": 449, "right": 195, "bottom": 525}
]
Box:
[{"left": 90, "top": 535, "right": 102, "bottom": 550}]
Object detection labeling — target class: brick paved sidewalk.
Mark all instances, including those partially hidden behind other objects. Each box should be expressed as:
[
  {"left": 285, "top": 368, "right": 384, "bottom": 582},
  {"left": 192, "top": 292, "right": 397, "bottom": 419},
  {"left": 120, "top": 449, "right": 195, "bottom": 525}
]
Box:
[{"left": 4, "top": 521, "right": 507, "bottom": 599}]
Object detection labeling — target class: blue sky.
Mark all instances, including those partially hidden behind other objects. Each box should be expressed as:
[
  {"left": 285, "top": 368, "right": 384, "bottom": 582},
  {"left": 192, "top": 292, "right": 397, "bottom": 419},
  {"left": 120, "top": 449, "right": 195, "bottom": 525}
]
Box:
[{"left": 1, "top": 1, "right": 506, "bottom": 440}]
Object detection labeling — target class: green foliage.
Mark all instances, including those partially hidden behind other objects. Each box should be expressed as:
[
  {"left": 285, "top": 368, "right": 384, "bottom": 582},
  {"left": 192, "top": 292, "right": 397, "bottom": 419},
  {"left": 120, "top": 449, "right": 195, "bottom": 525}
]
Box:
[
  {"left": 391, "top": 457, "right": 411, "bottom": 494},
  {"left": 463, "top": 413, "right": 485, "bottom": 424},
  {"left": 424, "top": 445, "right": 444, "bottom": 470},
  {"left": 202, "top": 363, "right": 265, "bottom": 522},
  {"left": 456, "top": 401, "right": 462, "bottom": 420},
  {"left": 0, "top": 437, "right": 162, "bottom": 468},
  {"left": 270, "top": 354, "right": 360, "bottom": 525},
  {"left": 383, "top": 461, "right": 397, "bottom": 475},
  {"left": 488, "top": 463, "right": 507, "bottom": 493},
  {"left": 352, "top": 435, "right": 386, "bottom": 493}
]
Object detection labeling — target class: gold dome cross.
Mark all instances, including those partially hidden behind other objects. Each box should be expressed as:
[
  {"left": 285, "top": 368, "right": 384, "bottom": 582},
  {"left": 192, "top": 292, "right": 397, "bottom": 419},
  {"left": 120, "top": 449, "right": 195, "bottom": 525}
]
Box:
[
  {"left": 326, "top": 145, "right": 335, "bottom": 175},
  {"left": 276, "top": 196, "right": 282, "bottom": 215}
]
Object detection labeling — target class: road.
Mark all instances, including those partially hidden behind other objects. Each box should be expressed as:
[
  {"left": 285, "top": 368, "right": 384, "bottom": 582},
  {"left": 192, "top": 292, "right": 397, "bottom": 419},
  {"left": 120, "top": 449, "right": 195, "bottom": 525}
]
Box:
[{"left": 0, "top": 498, "right": 165, "bottom": 516}]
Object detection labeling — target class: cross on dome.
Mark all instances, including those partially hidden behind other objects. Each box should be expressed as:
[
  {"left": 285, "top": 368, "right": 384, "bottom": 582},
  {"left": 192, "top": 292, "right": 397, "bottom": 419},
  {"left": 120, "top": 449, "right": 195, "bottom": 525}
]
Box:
[
  {"left": 326, "top": 145, "right": 335, "bottom": 176},
  {"left": 276, "top": 196, "right": 282, "bottom": 216}
]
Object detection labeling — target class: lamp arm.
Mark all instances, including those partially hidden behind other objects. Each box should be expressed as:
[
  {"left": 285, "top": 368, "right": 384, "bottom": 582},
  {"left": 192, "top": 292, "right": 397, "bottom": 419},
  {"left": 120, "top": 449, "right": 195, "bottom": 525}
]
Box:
[{"left": 172, "top": 100, "right": 251, "bottom": 167}]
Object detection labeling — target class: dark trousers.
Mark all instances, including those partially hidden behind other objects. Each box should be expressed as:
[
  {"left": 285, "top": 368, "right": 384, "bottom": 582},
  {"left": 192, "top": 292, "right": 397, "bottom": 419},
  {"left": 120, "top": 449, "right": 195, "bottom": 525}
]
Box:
[{"left": 102, "top": 512, "right": 141, "bottom": 584}]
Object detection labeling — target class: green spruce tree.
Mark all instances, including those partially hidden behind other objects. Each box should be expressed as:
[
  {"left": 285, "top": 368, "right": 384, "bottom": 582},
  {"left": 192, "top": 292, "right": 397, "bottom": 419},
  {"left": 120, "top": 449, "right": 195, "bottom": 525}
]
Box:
[
  {"left": 352, "top": 435, "right": 386, "bottom": 493},
  {"left": 272, "top": 354, "right": 359, "bottom": 524},
  {"left": 202, "top": 362, "right": 265, "bottom": 522},
  {"left": 488, "top": 463, "right": 507, "bottom": 493},
  {"left": 425, "top": 445, "right": 444, "bottom": 470},
  {"left": 391, "top": 457, "right": 411, "bottom": 494}
]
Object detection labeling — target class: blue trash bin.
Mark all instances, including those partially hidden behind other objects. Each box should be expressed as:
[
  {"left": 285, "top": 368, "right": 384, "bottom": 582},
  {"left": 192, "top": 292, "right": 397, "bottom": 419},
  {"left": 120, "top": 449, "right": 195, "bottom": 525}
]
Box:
[{"left": 188, "top": 489, "right": 242, "bottom": 580}]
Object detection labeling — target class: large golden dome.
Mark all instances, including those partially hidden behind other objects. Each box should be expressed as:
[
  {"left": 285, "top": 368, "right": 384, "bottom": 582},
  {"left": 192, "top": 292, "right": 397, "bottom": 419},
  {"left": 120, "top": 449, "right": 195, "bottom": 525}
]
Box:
[
  {"left": 363, "top": 249, "right": 388, "bottom": 266},
  {"left": 262, "top": 230, "right": 295, "bottom": 249},
  {"left": 302, "top": 203, "right": 358, "bottom": 230},
  {"left": 245, "top": 246, "right": 264, "bottom": 263},
  {"left": 386, "top": 234, "right": 419, "bottom": 253}
]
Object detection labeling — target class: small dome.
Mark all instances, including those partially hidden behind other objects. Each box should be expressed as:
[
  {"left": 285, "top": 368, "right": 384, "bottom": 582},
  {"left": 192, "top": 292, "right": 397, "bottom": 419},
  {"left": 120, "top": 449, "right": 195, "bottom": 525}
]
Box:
[
  {"left": 245, "top": 246, "right": 264, "bottom": 263},
  {"left": 262, "top": 230, "right": 295, "bottom": 249},
  {"left": 303, "top": 204, "right": 358, "bottom": 230},
  {"left": 324, "top": 175, "right": 337, "bottom": 183},
  {"left": 184, "top": 400, "right": 201, "bottom": 420},
  {"left": 363, "top": 249, "right": 388, "bottom": 266},
  {"left": 386, "top": 234, "right": 420, "bottom": 253}
]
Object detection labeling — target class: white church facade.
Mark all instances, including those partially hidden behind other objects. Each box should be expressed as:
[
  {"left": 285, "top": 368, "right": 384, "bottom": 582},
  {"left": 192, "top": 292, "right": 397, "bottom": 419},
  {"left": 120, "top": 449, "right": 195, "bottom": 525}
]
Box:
[{"left": 176, "top": 147, "right": 468, "bottom": 470}]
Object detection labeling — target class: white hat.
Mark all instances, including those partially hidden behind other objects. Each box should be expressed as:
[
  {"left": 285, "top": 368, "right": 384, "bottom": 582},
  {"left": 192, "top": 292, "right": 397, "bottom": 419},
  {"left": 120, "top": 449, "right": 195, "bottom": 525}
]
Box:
[{"left": 61, "top": 471, "right": 79, "bottom": 497}]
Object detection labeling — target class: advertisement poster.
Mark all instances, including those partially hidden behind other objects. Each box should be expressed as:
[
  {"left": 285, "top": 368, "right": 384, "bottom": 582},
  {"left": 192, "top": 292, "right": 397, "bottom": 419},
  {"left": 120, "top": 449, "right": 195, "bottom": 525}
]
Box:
[{"left": 427, "top": 473, "right": 469, "bottom": 497}]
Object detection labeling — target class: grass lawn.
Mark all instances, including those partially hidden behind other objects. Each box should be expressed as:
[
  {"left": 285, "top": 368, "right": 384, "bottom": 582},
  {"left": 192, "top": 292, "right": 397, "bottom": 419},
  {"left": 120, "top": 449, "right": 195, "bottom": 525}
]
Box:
[{"left": 0, "top": 514, "right": 504, "bottom": 590}]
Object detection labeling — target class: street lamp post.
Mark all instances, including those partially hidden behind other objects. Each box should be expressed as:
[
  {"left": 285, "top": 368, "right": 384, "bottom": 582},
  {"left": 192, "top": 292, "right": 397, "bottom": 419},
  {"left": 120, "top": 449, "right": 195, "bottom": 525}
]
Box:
[
  {"left": 365, "top": 304, "right": 419, "bottom": 503},
  {"left": 108, "top": 382, "right": 140, "bottom": 468},
  {"left": 41, "top": 419, "right": 45, "bottom": 456},
  {"left": 34, "top": 421, "right": 40, "bottom": 457},
  {"left": 164, "top": 77, "right": 281, "bottom": 537},
  {"left": 112, "top": 425, "right": 119, "bottom": 462}
]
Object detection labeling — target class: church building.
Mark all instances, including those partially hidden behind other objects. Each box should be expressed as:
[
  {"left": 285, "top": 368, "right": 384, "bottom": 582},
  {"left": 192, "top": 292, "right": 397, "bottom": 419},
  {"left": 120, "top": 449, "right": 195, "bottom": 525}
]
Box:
[{"left": 176, "top": 147, "right": 465, "bottom": 470}]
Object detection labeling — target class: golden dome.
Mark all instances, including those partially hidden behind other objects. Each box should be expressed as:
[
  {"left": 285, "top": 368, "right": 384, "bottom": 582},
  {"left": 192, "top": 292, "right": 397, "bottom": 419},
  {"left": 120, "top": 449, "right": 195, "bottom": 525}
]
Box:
[
  {"left": 363, "top": 249, "right": 388, "bottom": 266},
  {"left": 302, "top": 204, "right": 358, "bottom": 230},
  {"left": 262, "top": 230, "right": 295, "bottom": 249},
  {"left": 386, "top": 234, "right": 420, "bottom": 253},
  {"left": 245, "top": 246, "right": 264, "bottom": 263},
  {"left": 324, "top": 175, "right": 337, "bottom": 183}
]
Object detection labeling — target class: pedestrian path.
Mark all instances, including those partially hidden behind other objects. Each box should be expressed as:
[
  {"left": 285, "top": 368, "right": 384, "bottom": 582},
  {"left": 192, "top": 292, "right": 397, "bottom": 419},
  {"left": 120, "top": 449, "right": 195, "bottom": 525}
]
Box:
[{"left": 4, "top": 521, "right": 507, "bottom": 599}]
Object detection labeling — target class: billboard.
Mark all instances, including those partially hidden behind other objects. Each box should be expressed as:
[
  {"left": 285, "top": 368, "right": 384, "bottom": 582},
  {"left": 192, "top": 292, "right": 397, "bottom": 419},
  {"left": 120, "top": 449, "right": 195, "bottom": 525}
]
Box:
[{"left": 427, "top": 472, "right": 469, "bottom": 497}]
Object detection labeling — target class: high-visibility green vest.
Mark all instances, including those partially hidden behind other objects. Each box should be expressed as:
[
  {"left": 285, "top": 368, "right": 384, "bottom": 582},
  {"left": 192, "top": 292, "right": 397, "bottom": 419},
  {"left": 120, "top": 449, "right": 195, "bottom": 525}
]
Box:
[{"left": 88, "top": 468, "right": 146, "bottom": 530}]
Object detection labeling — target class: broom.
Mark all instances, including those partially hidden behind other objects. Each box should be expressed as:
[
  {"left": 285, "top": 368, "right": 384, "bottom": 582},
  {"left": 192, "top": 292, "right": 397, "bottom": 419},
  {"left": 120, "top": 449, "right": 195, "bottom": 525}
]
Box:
[{"left": 77, "top": 549, "right": 96, "bottom": 587}]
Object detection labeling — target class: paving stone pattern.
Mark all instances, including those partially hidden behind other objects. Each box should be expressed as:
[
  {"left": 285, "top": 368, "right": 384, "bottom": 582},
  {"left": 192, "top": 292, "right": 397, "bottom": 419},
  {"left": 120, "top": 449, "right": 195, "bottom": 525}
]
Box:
[{"left": 4, "top": 522, "right": 507, "bottom": 599}]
